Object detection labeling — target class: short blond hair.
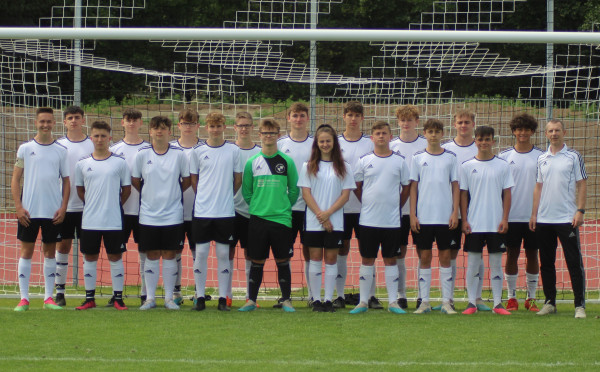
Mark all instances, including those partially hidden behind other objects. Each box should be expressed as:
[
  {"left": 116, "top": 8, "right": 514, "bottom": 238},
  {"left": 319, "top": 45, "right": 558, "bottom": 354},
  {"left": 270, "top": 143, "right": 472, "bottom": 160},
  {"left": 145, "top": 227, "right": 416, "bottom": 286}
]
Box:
[
  {"left": 236, "top": 112, "right": 253, "bottom": 123},
  {"left": 205, "top": 112, "right": 226, "bottom": 126},
  {"left": 395, "top": 104, "right": 419, "bottom": 120},
  {"left": 453, "top": 109, "right": 475, "bottom": 122}
]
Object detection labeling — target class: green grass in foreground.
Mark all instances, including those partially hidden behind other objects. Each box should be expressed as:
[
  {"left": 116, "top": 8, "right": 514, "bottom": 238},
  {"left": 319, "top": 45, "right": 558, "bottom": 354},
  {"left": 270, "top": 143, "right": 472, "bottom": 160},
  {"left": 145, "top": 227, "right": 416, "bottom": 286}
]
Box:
[{"left": 1, "top": 298, "right": 598, "bottom": 372}]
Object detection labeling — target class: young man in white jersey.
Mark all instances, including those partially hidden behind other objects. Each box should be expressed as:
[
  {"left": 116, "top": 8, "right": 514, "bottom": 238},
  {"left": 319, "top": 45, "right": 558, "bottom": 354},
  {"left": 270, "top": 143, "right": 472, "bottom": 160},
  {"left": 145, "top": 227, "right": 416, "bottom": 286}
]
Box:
[
  {"left": 190, "top": 112, "right": 242, "bottom": 312},
  {"left": 498, "top": 114, "right": 543, "bottom": 312},
  {"left": 54, "top": 106, "right": 94, "bottom": 306},
  {"left": 530, "top": 119, "right": 587, "bottom": 318},
  {"left": 349, "top": 121, "right": 410, "bottom": 314},
  {"left": 460, "top": 126, "right": 514, "bottom": 315},
  {"left": 231, "top": 112, "right": 261, "bottom": 305},
  {"left": 170, "top": 109, "right": 202, "bottom": 306},
  {"left": 409, "top": 119, "right": 459, "bottom": 314},
  {"left": 441, "top": 109, "right": 490, "bottom": 311},
  {"left": 12, "top": 107, "right": 69, "bottom": 311},
  {"left": 110, "top": 108, "right": 148, "bottom": 306},
  {"left": 277, "top": 102, "right": 314, "bottom": 307},
  {"left": 74, "top": 121, "right": 131, "bottom": 310},
  {"left": 132, "top": 116, "right": 191, "bottom": 310},
  {"left": 390, "top": 104, "right": 427, "bottom": 309},
  {"left": 336, "top": 101, "right": 374, "bottom": 309}
]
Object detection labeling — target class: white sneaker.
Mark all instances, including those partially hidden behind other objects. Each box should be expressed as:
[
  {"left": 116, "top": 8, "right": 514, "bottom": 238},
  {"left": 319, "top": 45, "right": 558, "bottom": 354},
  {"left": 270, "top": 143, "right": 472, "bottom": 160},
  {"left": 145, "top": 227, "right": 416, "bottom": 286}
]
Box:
[
  {"left": 414, "top": 302, "right": 432, "bottom": 314},
  {"left": 536, "top": 303, "right": 557, "bottom": 316},
  {"left": 440, "top": 302, "right": 457, "bottom": 314},
  {"left": 139, "top": 299, "right": 156, "bottom": 311},
  {"left": 164, "top": 299, "right": 180, "bottom": 310},
  {"left": 574, "top": 306, "right": 586, "bottom": 319}
]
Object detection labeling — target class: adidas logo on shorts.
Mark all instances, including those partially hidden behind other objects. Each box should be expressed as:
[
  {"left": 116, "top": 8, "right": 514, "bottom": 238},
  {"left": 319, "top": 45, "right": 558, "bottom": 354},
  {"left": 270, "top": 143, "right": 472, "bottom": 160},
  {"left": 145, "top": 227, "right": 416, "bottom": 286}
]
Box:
[
  {"left": 569, "top": 231, "right": 576, "bottom": 238},
  {"left": 228, "top": 235, "right": 234, "bottom": 241},
  {"left": 288, "top": 248, "right": 293, "bottom": 254},
  {"left": 338, "top": 240, "right": 342, "bottom": 244}
]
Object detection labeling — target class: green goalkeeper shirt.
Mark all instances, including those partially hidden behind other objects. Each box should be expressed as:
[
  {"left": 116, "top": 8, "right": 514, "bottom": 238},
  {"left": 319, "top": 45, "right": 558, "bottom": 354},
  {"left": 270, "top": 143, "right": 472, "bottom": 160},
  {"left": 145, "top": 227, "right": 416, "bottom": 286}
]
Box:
[{"left": 242, "top": 150, "right": 299, "bottom": 227}]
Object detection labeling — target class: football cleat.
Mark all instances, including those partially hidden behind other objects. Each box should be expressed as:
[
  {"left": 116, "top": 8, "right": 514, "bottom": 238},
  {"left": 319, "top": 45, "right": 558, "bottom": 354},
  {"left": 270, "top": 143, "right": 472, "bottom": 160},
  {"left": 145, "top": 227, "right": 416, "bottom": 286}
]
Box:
[
  {"left": 506, "top": 298, "right": 518, "bottom": 311},
  {"left": 44, "top": 297, "right": 63, "bottom": 310},
  {"left": 75, "top": 299, "right": 96, "bottom": 310},
  {"left": 14, "top": 299, "right": 30, "bottom": 312}
]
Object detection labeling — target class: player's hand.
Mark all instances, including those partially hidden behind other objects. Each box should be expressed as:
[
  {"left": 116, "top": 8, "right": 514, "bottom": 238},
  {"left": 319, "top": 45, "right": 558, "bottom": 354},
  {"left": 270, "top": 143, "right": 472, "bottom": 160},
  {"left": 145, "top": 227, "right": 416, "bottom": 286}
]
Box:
[
  {"left": 529, "top": 216, "right": 536, "bottom": 232},
  {"left": 316, "top": 210, "right": 331, "bottom": 224},
  {"left": 410, "top": 215, "right": 420, "bottom": 233},
  {"left": 498, "top": 220, "right": 508, "bottom": 234},
  {"left": 322, "top": 220, "right": 333, "bottom": 233},
  {"left": 572, "top": 211, "right": 584, "bottom": 228},
  {"left": 52, "top": 207, "right": 67, "bottom": 225},
  {"left": 16, "top": 207, "right": 31, "bottom": 227},
  {"left": 449, "top": 213, "right": 458, "bottom": 230},
  {"left": 462, "top": 220, "right": 471, "bottom": 235}
]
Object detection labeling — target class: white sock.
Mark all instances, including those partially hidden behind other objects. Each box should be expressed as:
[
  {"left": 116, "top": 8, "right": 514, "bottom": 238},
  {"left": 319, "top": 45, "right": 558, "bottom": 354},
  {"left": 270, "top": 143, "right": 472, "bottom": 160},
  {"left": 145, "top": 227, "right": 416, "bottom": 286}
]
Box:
[
  {"left": 466, "top": 252, "right": 482, "bottom": 305},
  {"left": 489, "top": 253, "right": 503, "bottom": 307},
  {"left": 440, "top": 266, "right": 453, "bottom": 303},
  {"left": 505, "top": 273, "right": 518, "bottom": 299},
  {"left": 450, "top": 259, "right": 457, "bottom": 301},
  {"left": 55, "top": 252, "right": 69, "bottom": 293},
  {"left": 139, "top": 252, "right": 147, "bottom": 296},
  {"left": 144, "top": 259, "right": 160, "bottom": 301},
  {"left": 384, "top": 265, "right": 399, "bottom": 304},
  {"left": 305, "top": 260, "right": 312, "bottom": 299},
  {"left": 476, "top": 259, "right": 485, "bottom": 299},
  {"left": 526, "top": 272, "right": 539, "bottom": 299},
  {"left": 245, "top": 259, "right": 251, "bottom": 299},
  {"left": 174, "top": 253, "right": 182, "bottom": 292},
  {"left": 336, "top": 254, "right": 347, "bottom": 298},
  {"left": 419, "top": 267, "right": 432, "bottom": 303},
  {"left": 109, "top": 259, "right": 125, "bottom": 292},
  {"left": 18, "top": 258, "right": 31, "bottom": 301},
  {"left": 227, "top": 259, "right": 234, "bottom": 298},
  {"left": 359, "top": 265, "right": 374, "bottom": 305},
  {"left": 83, "top": 259, "right": 97, "bottom": 292},
  {"left": 216, "top": 243, "right": 230, "bottom": 299},
  {"left": 309, "top": 260, "right": 322, "bottom": 302},
  {"left": 194, "top": 243, "right": 210, "bottom": 298},
  {"left": 370, "top": 265, "right": 377, "bottom": 298},
  {"left": 396, "top": 258, "right": 406, "bottom": 298},
  {"left": 162, "top": 258, "right": 177, "bottom": 301},
  {"left": 44, "top": 257, "right": 56, "bottom": 300},
  {"left": 324, "top": 263, "right": 337, "bottom": 302},
  {"left": 416, "top": 259, "right": 421, "bottom": 299}
]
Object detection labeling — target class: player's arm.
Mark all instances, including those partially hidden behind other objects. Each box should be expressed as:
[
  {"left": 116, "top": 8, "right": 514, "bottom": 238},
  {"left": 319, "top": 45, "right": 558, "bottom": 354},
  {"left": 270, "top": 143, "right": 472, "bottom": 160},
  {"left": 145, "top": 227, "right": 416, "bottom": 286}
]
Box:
[
  {"left": 354, "top": 181, "right": 363, "bottom": 202},
  {"left": 76, "top": 185, "right": 85, "bottom": 203},
  {"left": 120, "top": 185, "right": 131, "bottom": 205},
  {"left": 529, "top": 182, "right": 542, "bottom": 232},
  {"left": 400, "top": 184, "right": 410, "bottom": 209},
  {"left": 409, "top": 181, "right": 419, "bottom": 233},
  {"left": 131, "top": 177, "right": 142, "bottom": 192},
  {"left": 287, "top": 159, "right": 300, "bottom": 206},
  {"left": 319, "top": 189, "right": 351, "bottom": 227},
  {"left": 180, "top": 175, "right": 191, "bottom": 192},
  {"left": 449, "top": 180, "right": 459, "bottom": 230},
  {"left": 499, "top": 188, "right": 511, "bottom": 234},
  {"left": 11, "top": 164, "right": 30, "bottom": 227},
  {"left": 573, "top": 179, "right": 587, "bottom": 228},
  {"left": 190, "top": 174, "right": 198, "bottom": 193},
  {"left": 233, "top": 172, "right": 242, "bottom": 194},
  {"left": 53, "top": 176, "right": 70, "bottom": 225},
  {"left": 460, "top": 189, "right": 471, "bottom": 234}
]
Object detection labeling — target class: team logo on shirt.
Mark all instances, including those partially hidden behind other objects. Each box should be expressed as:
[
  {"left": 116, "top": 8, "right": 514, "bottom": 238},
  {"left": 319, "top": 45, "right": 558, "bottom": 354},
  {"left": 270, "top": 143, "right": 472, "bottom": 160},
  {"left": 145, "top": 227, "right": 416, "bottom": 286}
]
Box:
[
  {"left": 30, "top": 151, "right": 36, "bottom": 156},
  {"left": 367, "top": 164, "right": 374, "bottom": 169},
  {"left": 147, "top": 160, "right": 153, "bottom": 165},
  {"left": 510, "top": 161, "right": 516, "bottom": 165},
  {"left": 423, "top": 162, "right": 428, "bottom": 167},
  {"left": 87, "top": 167, "right": 93, "bottom": 172},
  {"left": 256, "top": 165, "right": 262, "bottom": 170},
  {"left": 284, "top": 149, "right": 291, "bottom": 153},
  {"left": 472, "top": 169, "right": 478, "bottom": 174},
  {"left": 203, "top": 155, "right": 210, "bottom": 160},
  {"left": 275, "top": 164, "right": 285, "bottom": 174}
]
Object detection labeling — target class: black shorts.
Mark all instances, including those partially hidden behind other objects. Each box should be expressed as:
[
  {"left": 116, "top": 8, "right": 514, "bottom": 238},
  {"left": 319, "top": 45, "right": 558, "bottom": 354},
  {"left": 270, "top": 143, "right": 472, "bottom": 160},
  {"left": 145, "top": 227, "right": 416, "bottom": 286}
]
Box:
[
  {"left": 122, "top": 214, "right": 140, "bottom": 244},
  {"left": 192, "top": 217, "right": 235, "bottom": 245},
  {"left": 17, "top": 218, "right": 62, "bottom": 244},
  {"left": 138, "top": 224, "right": 184, "bottom": 252},
  {"left": 247, "top": 215, "right": 294, "bottom": 261},
  {"left": 80, "top": 229, "right": 123, "bottom": 255},
  {"left": 342, "top": 213, "right": 360, "bottom": 240},
  {"left": 303, "top": 230, "right": 344, "bottom": 249},
  {"left": 231, "top": 212, "right": 250, "bottom": 249},
  {"left": 358, "top": 225, "right": 402, "bottom": 259},
  {"left": 60, "top": 212, "right": 82, "bottom": 239},
  {"left": 399, "top": 215, "right": 412, "bottom": 246},
  {"left": 413, "top": 224, "right": 452, "bottom": 251},
  {"left": 449, "top": 219, "right": 463, "bottom": 250},
  {"left": 464, "top": 232, "right": 507, "bottom": 253},
  {"left": 292, "top": 210, "right": 305, "bottom": 244},
  {"left": 183, "top": 220, "right": 195, "bottom": 250},
  {"left": 506, "top": 222, "right": 537, "bottom": 250}
]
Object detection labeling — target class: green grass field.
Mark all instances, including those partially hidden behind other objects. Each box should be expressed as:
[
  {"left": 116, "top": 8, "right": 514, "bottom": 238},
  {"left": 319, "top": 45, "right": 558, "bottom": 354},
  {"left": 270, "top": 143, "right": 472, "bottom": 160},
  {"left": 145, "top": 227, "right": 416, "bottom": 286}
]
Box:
[{"left": 1, "top": 297, "right": 598, "bottom": 371}]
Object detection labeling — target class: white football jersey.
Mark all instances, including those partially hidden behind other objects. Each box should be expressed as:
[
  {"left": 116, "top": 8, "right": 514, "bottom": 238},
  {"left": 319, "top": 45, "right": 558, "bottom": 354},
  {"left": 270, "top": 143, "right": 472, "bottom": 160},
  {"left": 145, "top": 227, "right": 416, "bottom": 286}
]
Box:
[
  {"left": 297, "top": 161, "right": 356, "bottom": 232},
  {"left": 355, "top": 152, "right": 410, "bottom": 228},
  {"left": 132, "top": 145, "right": 190, "bottom": 226},
  {"left": 338, "top": 134, "right": 373, "bottom": 214},
  {"left": 390, "top": 135, "right": 427, "bottom": 216},
  {"left": 498, "top": 146, "right": 543, "bottom": 222},
  {"left": 57, "top": 136, "right": 94, "bottom": 212},
  {"left": 442, "top": 139, "right": 477, "bottom": 218},
  {"left": 75, "top": 154, "right": 131, "bottom": 230},
  {"left": 234, "top": 144, "right": 261, "bottom": 218},
  {"left": 277, "top": 134, "right": 313, "bottom": 211},
  {"left": 110, "top": 140, "right": 149, "bottom": 216},
  {"left": 190, "top": 141, "right": 242, "bottom": 218},
  {"left": 460, "top": 156, "right": 514, "bottom": 233},
  {"left": 170, "top": 139, "right": 203, "bottom": 221}
]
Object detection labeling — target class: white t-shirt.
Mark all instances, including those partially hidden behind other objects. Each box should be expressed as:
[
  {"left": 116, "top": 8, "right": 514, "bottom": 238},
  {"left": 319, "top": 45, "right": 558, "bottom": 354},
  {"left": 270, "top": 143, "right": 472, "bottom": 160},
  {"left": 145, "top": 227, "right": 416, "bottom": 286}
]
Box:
[
  {"left": 536, "top": 145, "right": 587, "bottom": 224},
  {"left": 460, "top": 156, "right": 515, "bottom": 233},
  {"left": 170, "top": 139, "right": 203, "bottom": 221},
  {"left": 442, "top": 139, "right": 477, "bottom": 218},
  {"left": 132, "top": 145, "right": 190, "bottom": 226},
  {"left": 277, "top": 134, "right": 313, "bottom": 212},
  {"left": 75, "top": 153, "right": 131, "bottom": 230},
  {"left": 297, "top": 161, "right": 356, "bottom": 232},
  {"left": 355, "top": 152, "right": 410, "bottom": 228},
  {"left": 391, "top": 135, "right": 427, "bottom": 216},
  {"left": 190, "top": 141, "right": 242, "bottom": 218},
  {"left": 16, "top": 140, "right": 69, "bottom": 219},
  {"left": 110, "top": 140, "right": 149, "bottom": 216},
  {"left": 498, "top": 146, "right": 544, "bottom": 223},
  {"left": 234, "top": 144, "right": 261, "bottom": 218},
  {"left": 410, "top": 149, "right": 459, "bottom": 225},
  {"left": 57, "top": 136, "right": 94, "bottom": 212},
  {"left": 338, "top": 134, "right": 373, "bottom": 214}
]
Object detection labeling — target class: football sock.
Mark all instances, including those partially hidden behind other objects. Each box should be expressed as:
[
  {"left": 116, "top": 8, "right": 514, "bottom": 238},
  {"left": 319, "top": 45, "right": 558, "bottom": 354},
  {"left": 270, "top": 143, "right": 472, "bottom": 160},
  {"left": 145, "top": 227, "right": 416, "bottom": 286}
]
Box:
[
  {"left": 144, "top": 258, "right": 160, "bottom": 301},
  {"left": 419, "top": 267, "right": 432, "bottom": 303},
  {"left": 324, "top": 263, "right": 337, "bottom": 302},
  {"left": 174, "top": 252, "right": 182, "bottom": 293},
  {"left": 248, "top": 262, "right": 264, "bottom": 302},
  {"left": 396, "top": 258, "right": 407, "bottom": 298},
  {"left": 227, "top": 259, "right": 234, "bottom": 299},
  {"left": 305, "top": 260, "right": 312, "bottom": 299},
  {"left": 109, "top": 259, "right": 125, "bottom": 292},
  {"left": 336, "top": 254, "right": 347, "bottom": 298},
  {"left": 476, "top": 259, "right": 485, "bottom": 299},
  {"left": 162, "top": 258, "right": 177, "bottom": 302},
  {"left": 466, "top": 252, "right": 482, "bottom": 306},
  {"left": 83, "top": 259, "right": 97, "bottom": 292},
  {"left": 18, "top": 258, "right": 31, "bottom": 301},
  {"left": 505, "top": 273, "right": 518, "bottom": 299},
  {"left": 43, "top": 257, "right": 56, "bottom": 300},
  {"left": 370, "top": 265, "right": 377, "bottom": 298},
  {"left": 55, "top": 252, "right": 68, "bottom": 294},
  {"left": 489, "top": 253, "right": 503, "bottom": 307},
  {"left": 139, "top": 252, "right": 147, "bottom": 297},
  {"left": 85, "top": 289, "right": 95, "bottom": 300},
  {"left": 384, "top": 265, "right": 399, "bottom": 304},
  {"left": 309, "top": 260, "right": 322, "bottom": 302},
  {"left": 359, "top": 265, "right": 374, "bottom": 305},
  {"left": 194, "top": 242, "right": 210, "bottom": 297},
  {"left": 416, "top": 259, "right": 421, "bottom": 299},
  {"left": 215, "top": 243, "right": 230, "bottom": 299},
  {"left": 114, "top": 291, "right": 123, "bottom": 301},
  {"left": 276, "top": 261, "right": 292, "bottom": 300},
  {"left": 245, "top": 259, "right": 251, "bottom": 299},
  {"left": 450, "top": 259, "right": 457, "bottom": 300},
  {"left": 526, "top": 272, "right": 539, "bottom": 299},
  {"left": 440, "top": 266, "right": 453, "bottom": 303}
]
